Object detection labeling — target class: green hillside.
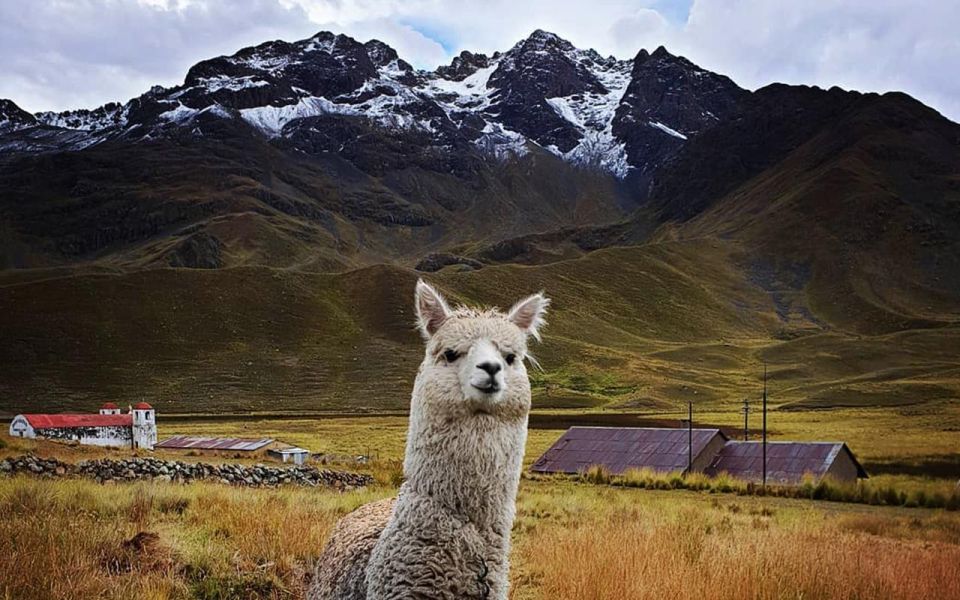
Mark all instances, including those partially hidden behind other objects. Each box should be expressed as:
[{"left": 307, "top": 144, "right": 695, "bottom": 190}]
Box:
[{"left": 3, "top": 236, "right": 957, "bottom": 416}]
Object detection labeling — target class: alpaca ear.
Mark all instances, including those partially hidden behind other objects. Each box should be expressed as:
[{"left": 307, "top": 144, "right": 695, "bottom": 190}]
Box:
[
  {"left": 507, "top": 292, "right": 550, "bottom": 341},
  {"left": 415, "top": 279, "right": 451, "bottom": 340}
]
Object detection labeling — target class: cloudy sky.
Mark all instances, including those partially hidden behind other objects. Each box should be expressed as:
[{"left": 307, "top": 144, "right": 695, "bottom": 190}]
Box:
[{"left": 2, "top": 0, "right": 958, "bottom": 121}]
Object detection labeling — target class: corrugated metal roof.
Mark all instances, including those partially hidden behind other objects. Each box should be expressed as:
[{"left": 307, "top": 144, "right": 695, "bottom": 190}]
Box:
[
  {"left": 155, "top": 436, "right": 274, "bottom": 451},
  {"left": 531, "top": 427, "right": 728, "bottom": 475},
  {"left": 704, "top": 441, "right": 868, "bottom": 484},
  {"left": 24, "top": 414, "right": 133, "bottom": 428}
]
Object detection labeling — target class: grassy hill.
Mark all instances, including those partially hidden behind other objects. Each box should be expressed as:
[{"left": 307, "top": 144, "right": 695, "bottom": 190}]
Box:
[{"left": 2, "top": 235, "right": 957, "bottom": 416}]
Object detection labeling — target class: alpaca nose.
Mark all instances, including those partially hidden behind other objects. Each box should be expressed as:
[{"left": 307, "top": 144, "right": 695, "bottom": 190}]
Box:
[{"left": 477, "top": 361, "right": 502, "bottom": 376}]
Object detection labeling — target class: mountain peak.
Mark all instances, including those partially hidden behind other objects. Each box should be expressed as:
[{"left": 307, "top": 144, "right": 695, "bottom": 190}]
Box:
[
  {"left": 363, "top": 38, "right": 404, "bottom": 68},
  {"left": 527, "top": 29, "right": 563, "bottom": 42},
  {"left": 0, "top": 98, "right": 36, "bottom": 131},
  {"left": 651, "top": 45, "right": 671, "bottom": 59},
  {"left": 513, "top": 29, "right": 575, "bottom": 53}
]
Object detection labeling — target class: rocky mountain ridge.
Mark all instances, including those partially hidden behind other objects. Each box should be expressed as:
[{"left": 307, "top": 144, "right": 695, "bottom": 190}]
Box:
[{"left": 0, "top": 29, "right": 743, "bottom": 181}]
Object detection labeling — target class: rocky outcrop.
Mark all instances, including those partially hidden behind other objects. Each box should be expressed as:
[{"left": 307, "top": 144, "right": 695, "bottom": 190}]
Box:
[
  {"left": 414, "top": 252, "right": 483, "bottom": 272},
  {"left": 168, "top": 232, "right": 225, "bottom": 269},
  {"left": 0, "top": 454, "right": 374, "bottom": 489},
  {"left": 612, "top": 46, "right": 747, "bottom": 184}
]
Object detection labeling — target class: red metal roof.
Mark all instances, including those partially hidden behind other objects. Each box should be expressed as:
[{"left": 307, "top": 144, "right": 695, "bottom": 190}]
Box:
[
  {"left": 133, "top": 402, "right": 153, "bottom": 410},
  {"left": 704, "top": 441, "right": 868, "bottom": 484},
  {"left": 100, "top": 402, "right": 119, "bottom": 409},
  {"left": 155, "top": 436, "right": 274, "bottom": 451},
  {"left": 531, "top": 427, "right": 728, "bottom": 475},
  {"left": 24, "top": 414, "right": 132, "bottom": 429}
]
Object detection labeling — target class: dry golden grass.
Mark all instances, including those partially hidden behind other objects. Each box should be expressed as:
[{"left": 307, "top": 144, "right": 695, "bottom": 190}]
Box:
[
  {"left": 3, "top": 468, "right": 960, "bottom": 599},
  {"left": 521, "top": 513, "right": 960, "bottom": 600},
  {"left": 510, "top": 481, "right": 960, "bottom": 600},
  {"left": 0, "top": 476, "right": 390, "bottom": 600}
]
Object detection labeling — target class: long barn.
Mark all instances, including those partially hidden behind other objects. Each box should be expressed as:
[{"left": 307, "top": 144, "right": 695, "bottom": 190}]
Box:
[
  {"left": 704, "top": 441, "right": 868, "bottom": 485},
  {"left": 530, "top": 427, "right": 729, "bottom": 476},
  {"left": 532, "top": 427, "right": 868, "bottom": 484}
]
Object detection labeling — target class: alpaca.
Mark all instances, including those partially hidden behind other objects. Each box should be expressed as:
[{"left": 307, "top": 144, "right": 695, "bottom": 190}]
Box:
[{"left": 310, "top": 279, "right": 549, "bottom": 600}]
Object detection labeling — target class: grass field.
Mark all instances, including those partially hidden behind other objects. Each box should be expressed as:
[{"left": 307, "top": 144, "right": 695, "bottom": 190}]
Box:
[
  {"left": 2, "top": 405, "right": 959, "bottom": 599},
  {"left": 2, "top": 462, "right": 959, "bottom": 600},
  {"left": 154, "top": 405, "right": 960, "bottom": 489}
]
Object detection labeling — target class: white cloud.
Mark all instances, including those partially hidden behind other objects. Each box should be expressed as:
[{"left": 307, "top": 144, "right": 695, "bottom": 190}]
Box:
[
  {"left": 674, "top": 0, "right": 960, "bottom": 121},
  {"left": 1, "top": 0, "right": 958, "bottom": 122}
]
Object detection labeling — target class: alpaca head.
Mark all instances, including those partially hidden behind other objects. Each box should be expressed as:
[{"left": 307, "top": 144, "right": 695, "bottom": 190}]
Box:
[{"left": 413, "top": 279, "right": 549, "bottom": 420}]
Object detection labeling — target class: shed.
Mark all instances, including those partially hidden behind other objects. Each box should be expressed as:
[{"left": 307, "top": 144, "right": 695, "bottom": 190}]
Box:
[
  {"left": 267, "top": 445, "right": 311, "bottom": 465},
  {"left": 704, "top": 441, "right": 868, "bottom": 484},
  {"left": 531, "top": 427, "right": 729, "bottom": 476}
]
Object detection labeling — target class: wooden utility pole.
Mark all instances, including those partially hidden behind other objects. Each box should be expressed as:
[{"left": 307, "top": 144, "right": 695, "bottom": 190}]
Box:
[
  {"left": 741, "top": 398, "right": 750, "bottom": 441},
  {"left": 687, "top": 400, "right": 693, "bottom": 473},
  {"left": 762, "top": 361, "right": 768, "bottom": 486}
]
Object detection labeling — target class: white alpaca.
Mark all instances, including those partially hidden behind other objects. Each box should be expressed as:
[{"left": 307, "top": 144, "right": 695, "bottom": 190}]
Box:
[{"left": 311, "top": 280, "right": 548, "bottom": 600}]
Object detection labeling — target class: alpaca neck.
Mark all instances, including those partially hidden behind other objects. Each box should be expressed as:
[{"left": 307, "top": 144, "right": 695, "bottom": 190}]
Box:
[{"left": 402, "top": 405, "right": 527, "bottom": 531}]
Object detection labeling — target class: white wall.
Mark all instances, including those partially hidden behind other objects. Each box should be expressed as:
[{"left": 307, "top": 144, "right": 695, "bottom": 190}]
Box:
[
  {"left": 132, "top": 409, "right": 157, "bottom": 450},
  {"left": 33, "top": 425, "right": 133, "bottom": 448},
  {"left": 8, "top": 415, "right": 35, "bottom": 439}
]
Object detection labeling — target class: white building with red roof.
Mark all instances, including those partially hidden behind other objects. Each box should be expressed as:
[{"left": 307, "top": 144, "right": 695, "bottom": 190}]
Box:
[{"left": 9, "top": 402, "right": 157, "bottom": 450}]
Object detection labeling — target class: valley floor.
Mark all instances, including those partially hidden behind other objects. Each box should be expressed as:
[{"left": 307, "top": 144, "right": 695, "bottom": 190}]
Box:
[{"left": 2, "top": 408, "right": 959, "bottom": 599}]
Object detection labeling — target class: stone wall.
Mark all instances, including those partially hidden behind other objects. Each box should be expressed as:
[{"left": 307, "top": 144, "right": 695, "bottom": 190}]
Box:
[{"left": 0, "top": 455, "right": 374, "bottom": 490}]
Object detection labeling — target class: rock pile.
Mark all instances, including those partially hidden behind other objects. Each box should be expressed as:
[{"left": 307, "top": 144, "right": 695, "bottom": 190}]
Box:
[{"left": 0, "top": 455, "right": 374, "bottom": 490}]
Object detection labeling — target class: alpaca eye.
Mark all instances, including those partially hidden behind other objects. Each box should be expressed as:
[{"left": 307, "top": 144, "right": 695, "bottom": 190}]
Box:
[
  {"left": 505, "top": 353, "right": 516, "bottom": 365},
  {"left": 443, "top": 349, "right": 460, "bottom": 362}
]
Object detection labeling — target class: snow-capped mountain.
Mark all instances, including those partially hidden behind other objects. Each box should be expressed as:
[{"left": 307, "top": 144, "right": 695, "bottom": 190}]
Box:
[{"left": 0, "top": 30, "right": 745, "bottom": 180}]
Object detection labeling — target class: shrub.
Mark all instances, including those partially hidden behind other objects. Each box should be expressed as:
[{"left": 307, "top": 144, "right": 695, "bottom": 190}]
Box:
[
  {"left": 881, "top": 486, "right": 902, "bottom": 506},
  {"left": 581, "top": 465, "right": 612, "bottom": 485},
  {"left": 619, "top": 468, "right": 656, "bottom": 489}
]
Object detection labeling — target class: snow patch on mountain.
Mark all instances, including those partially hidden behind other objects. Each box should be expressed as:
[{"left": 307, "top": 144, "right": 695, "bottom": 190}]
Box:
[
  {"left": 475, "top": 121, "right": 530, "bottom": 160},
  {"left": 422, "top": 62, "right": 498, "bottom": 109},
  {"left": 541, "top": 57, "right": 633, "bottom": 177},
  {"left": 35, "top": 104, "right": 128, "bottom": 132},
  {"left": 159, "top": 103, "right": 200, "bottom": 124},
  {"left": 179, "top": 75, "right": 270, "bottom": 96},
  {"left": 242, "top": 97, "right": 352, "bottom": 135},
  {"left": 649, "top": 120, "right": 688, "bottom": 139}
]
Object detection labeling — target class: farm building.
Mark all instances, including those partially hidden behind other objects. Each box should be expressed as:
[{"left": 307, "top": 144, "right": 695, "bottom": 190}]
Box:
[
  {"left": 8, "top": 402, "right": 157, "bottom": 449},
  {"left": 531, "top": 427, "right": 729, "bottom": 476},
  {"left": 704, "top": 441, "right": 868, "bottom": 484},
  {"left": 532, "top": 427, "right": 868, "bottom": 485},
  {"left": 267, "top": 446, "right": 311, "bottom": 465},
  {"left": 155, "top": 436, "right": 309, "bottom": 463}
]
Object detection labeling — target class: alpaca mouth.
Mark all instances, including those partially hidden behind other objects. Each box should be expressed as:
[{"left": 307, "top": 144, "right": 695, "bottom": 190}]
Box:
[{"left": 471, "top": 382, "right": 501, "bottom": 394}]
